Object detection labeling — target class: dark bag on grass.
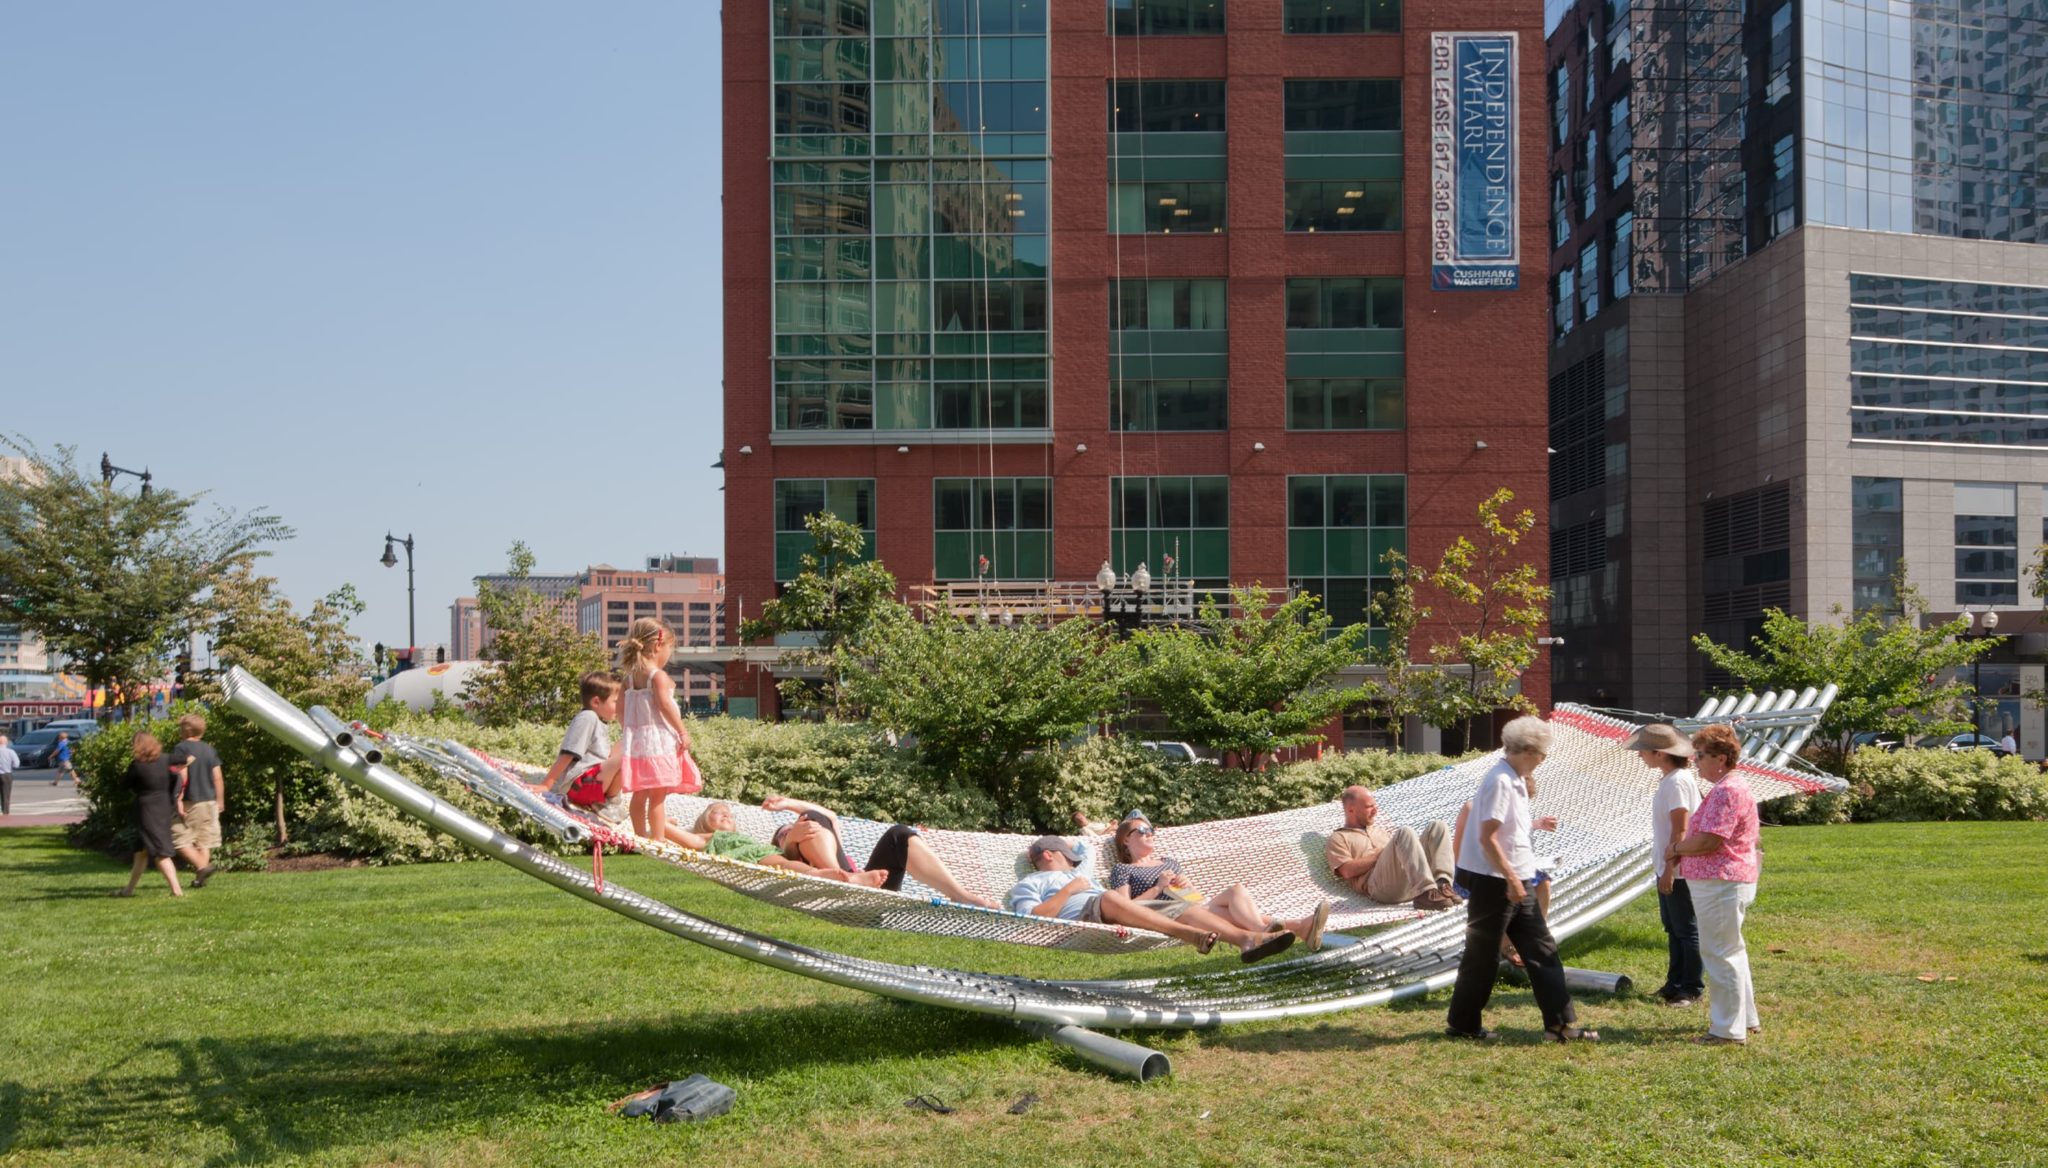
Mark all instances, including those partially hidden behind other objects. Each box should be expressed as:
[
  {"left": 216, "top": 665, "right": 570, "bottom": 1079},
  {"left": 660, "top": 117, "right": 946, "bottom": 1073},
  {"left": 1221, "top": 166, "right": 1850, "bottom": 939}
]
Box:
[{"left": 612, "top": 1074, "right": 736, "bottom": 1124}]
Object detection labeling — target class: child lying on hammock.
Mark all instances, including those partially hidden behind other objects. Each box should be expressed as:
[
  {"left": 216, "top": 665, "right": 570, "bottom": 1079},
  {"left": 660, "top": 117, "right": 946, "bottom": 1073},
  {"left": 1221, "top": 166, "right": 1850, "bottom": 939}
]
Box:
[{"left": 686, "top": 801, "right": 891, "bottom": 886}]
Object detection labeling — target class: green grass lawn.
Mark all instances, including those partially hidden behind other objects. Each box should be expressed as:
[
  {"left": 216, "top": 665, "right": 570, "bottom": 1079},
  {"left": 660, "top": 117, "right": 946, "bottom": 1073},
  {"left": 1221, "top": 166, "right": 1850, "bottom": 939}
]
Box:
[{"left": 2, "top": 822, "right": 2043, "bottom": 1168}]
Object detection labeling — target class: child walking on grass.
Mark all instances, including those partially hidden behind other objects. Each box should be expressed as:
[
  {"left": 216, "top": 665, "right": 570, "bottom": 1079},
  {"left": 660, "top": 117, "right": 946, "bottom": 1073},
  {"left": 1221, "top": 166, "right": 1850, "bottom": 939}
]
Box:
[{"left": 615, "top": 617, "right": 700, "bottom": 843}]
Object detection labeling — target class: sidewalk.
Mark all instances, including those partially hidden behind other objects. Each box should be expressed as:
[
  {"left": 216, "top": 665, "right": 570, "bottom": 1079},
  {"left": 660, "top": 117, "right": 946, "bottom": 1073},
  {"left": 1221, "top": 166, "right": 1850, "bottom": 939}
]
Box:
[{"left": 1, "top": 768, "right": 88, "bottom": 827}]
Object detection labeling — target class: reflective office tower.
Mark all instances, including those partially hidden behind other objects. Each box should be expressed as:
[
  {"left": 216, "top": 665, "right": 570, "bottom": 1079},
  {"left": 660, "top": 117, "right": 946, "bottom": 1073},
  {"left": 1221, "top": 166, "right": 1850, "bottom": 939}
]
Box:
[
  {"left": 725, "top": 0, "right": 1553, "bottom": 728},
  {"left": 1545, "top": 0, "right": 2048, "bottom": 745}
]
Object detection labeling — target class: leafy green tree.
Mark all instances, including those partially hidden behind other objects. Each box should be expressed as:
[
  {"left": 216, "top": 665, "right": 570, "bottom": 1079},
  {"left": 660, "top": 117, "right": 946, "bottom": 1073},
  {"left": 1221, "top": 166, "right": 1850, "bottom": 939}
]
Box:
[
  {"left": 460, "top": 541, "right": 609, "bottom": 727},
  {"left": 0, "top": 438, "right": 290, "bottom": 714},
  {"left": 1693, "top": 571, "right": 1994, "bottom": 744},
  {"left": 1363, "top": 551, "right": 1428, "bottom": 750},
  {"left": 843, "top": 605, "right": 1130, "bottom": 826},
  {"left": 739, "top": 513, "right": 903, "bottom": 718},
  {"left": 196, "top": 566, "right": 370, "bottom": 843},
  {"left": 1132, "top": 586, "right": 1375, "bottom": 770},
  {"left": 1406, "top": 488, "right": 1550, "bottom": 750}
]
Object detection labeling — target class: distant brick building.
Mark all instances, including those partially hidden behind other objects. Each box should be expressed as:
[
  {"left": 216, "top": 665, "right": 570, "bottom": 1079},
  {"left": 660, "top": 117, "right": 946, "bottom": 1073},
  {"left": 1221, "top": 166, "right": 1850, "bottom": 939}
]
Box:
[{"left": 578, "top": 556, "right": 728, "bottom": 712}]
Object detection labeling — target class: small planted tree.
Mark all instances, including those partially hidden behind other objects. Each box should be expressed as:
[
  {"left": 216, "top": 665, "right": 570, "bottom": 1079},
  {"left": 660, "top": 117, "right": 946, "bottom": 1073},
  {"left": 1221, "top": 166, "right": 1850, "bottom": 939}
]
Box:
[
  {"left": 844, "top": 605, "right": 1130, "bottom": 826},
  {"left": 1132, "top": 586, "right": 1375, "bottom": 770},
  {"left": 199, "top": 566, "right": 370, "bottom": 844},
  {"left": 0, "top": 438, "right": 289, "bottom": 715},
  {"left": 1367, "top": 488, "right": 1549, "bottom": 750},
  {"left": 739, "top": 513, "right": 903, "bottom": 719},
  {"left": 1692, "top": 571, "right": 1993, "bottom": 744},
  {"left": 461, "top": 541, "right": 609, "bottom": 727}
]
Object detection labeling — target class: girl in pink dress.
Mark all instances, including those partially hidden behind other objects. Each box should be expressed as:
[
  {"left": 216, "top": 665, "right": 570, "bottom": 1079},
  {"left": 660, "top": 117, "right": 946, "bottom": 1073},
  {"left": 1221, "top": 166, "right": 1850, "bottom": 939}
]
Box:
[{"left": 615, "top": 617, "right": 701, "bottom": 843}]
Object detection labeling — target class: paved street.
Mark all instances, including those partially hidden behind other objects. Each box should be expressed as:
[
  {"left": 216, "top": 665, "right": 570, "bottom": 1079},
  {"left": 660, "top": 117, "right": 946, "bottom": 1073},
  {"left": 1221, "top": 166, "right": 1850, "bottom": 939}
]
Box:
[{"left": 0, "top": 768, "right": 89, "bottom": 826}]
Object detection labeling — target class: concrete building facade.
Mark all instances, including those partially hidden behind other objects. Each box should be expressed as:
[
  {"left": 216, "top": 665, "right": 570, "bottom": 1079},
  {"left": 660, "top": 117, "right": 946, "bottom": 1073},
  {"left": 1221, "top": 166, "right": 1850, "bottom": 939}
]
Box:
[{"left": 725, "top": 0, "right": 1555, "bottom": 723}]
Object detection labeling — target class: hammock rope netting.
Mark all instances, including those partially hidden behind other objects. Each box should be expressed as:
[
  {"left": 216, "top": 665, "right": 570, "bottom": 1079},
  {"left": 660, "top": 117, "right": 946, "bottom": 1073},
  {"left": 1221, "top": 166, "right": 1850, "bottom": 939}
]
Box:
[{"left": 226, "top": 667, "right": 1842, "bottom": 1033}]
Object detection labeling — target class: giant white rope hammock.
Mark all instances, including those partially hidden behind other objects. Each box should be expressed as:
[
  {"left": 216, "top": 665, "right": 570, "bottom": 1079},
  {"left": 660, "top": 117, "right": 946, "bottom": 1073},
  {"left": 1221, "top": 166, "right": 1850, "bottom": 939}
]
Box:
[{"left": 223, "top": 666, "right": 1840, "bottom": 1077}]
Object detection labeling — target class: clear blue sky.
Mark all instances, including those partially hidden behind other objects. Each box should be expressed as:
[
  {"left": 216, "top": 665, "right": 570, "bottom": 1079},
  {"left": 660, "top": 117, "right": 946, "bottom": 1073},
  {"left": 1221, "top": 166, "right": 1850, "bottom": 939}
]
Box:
[{"left": 1, "top": 2, "right": 724, "bottom": 653}]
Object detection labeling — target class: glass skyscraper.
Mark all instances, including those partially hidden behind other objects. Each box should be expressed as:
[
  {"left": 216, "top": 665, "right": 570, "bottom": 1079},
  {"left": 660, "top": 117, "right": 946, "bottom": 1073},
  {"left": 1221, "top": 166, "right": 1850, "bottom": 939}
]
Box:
[{"left": 1545, "top": 0, "right": 2048, "bottom": 742}]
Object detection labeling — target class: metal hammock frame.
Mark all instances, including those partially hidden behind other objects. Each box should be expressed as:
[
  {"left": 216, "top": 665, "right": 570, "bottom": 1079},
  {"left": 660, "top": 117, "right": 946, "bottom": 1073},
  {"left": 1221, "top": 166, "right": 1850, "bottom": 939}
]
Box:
[{"left": 222, "top": 666, "right": 1841, "bottom": 1079}]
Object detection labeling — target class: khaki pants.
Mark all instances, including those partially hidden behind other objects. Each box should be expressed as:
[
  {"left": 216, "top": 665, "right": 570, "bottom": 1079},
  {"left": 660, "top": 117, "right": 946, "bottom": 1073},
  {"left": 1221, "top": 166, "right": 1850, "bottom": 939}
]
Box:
[{"left": 1365, "top": 821, "right": 1455, "bottom": 904}]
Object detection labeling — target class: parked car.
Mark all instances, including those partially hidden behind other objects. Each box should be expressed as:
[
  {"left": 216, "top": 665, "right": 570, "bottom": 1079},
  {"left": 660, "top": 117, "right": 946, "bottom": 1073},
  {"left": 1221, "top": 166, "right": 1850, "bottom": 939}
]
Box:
[
  {"left": 11, "top": 728, "right": 68, "bottom": 768},
  {"left": 1849, "top": 731, "right": 1906, "bottom": 752},
  {"left": 1933, "top": 732, "right": 2013, "bottom": 757},
  {"left": 38, "top": 719, "right": 101, "bottom": 739},
  {"left": 1139, "top": 741, "right": 1213, "bottom": 765}
]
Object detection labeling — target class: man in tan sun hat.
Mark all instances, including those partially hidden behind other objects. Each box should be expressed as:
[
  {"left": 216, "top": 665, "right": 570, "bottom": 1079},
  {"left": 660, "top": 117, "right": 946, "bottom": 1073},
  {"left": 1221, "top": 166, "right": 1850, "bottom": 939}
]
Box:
[{"left": 1626, "top": 721, "right": 1704, "bottom": 1006}]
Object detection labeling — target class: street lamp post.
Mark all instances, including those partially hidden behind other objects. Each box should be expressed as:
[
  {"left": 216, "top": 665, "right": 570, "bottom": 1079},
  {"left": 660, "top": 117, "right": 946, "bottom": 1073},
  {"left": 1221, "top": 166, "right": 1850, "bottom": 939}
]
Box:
[
  {"left": 1964, "top": 608, "right": 2001, "bottom": 740},
  {"left": 99, "top": 453, "right": 152, "bottom": 497},
  {"left": 380, "top": 533, "right": 417, "bottom": 654}
]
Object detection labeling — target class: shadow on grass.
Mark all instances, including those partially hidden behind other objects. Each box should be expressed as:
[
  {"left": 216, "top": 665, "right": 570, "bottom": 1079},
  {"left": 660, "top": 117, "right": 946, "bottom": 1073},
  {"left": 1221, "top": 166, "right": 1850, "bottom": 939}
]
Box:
[{"left": 0, "top": 1001, "right": 1028, "bottom": 1166}]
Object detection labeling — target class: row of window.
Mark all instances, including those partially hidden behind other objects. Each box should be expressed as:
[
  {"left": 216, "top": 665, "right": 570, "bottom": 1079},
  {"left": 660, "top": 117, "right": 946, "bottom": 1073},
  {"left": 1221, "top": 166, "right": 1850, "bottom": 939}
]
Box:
[
  {"left": 1848, "top": 274, "right": 2048, "bottom": 449},
  {"left": 775, "top": 76, "right": 1398, "bottom": 139},
  {"left": 773, "top": 376, "right": 1405, "bottom": 432},
  {"left": 1110, "top": 0, "right": 1398, "bottom": 35},
  {"left": 1104, "top": 180, "right": 1401, "bottom": 234},
  {"left": 772, "top": 475, "right": 1407, "bottom": 625},
  {"left": 773, "top": 0, "right": 1401, "bottom": 38}
]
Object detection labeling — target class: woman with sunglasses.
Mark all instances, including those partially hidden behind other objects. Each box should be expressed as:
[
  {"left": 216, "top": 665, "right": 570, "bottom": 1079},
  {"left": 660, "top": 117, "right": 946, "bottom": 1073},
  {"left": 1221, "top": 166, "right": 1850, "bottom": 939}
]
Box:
[{"left": 1107, "top": 811, "right": 1329, "bottom": 953}]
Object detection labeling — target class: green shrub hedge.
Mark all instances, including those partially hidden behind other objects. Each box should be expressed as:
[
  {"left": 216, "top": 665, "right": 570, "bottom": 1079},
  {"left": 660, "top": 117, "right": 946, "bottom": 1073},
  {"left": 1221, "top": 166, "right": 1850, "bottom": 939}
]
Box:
[{"left": 1762, "top": 747, "right": 2048, "bottom": 825}]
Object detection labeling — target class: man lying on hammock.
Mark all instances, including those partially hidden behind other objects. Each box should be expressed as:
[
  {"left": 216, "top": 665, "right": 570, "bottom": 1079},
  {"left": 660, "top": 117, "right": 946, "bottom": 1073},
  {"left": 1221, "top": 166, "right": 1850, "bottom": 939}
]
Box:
[
  {"left": 1007, "top": 835, "right": 1296, "bottom": 963},
  {"left": 761, "top": 795, "right": 1001, "bottom": 909}
]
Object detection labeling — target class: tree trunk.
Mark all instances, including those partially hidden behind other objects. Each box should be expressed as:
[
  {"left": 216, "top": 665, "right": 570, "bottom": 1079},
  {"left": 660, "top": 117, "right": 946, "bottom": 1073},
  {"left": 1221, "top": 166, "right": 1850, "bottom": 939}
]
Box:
[{"left": 273, "top": 775, "right": 289, "bottom": 845}]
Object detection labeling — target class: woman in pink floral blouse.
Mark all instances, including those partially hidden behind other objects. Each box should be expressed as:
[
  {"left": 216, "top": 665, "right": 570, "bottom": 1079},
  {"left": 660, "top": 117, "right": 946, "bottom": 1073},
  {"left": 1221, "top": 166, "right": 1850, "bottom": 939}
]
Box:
[{"left": 1666, "top": 722, "right": 1763, "bottom": 1045}]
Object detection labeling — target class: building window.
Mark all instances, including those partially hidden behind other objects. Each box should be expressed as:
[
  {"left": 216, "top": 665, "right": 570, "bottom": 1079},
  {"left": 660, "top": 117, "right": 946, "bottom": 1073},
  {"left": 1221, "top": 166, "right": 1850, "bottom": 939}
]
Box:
[
  {"left": 1578, "top": 241, "right": 1600, "bottom": 321},
  {"left": 1112, "top": 379, "right": 1229, "bottom": 430},
  {"left": 1611, "top": 211, "right": 1633, "bottom": 300},
  {"left": 1285, "top": 277, "right": 1401, "bottom": 330},
  {"left": 934, "top": 477, "right": 1050, "bottom": 580},
  {"left": 1955, "top": 482, "right": 2019, "bottom": 606},
  {"left": 1283, "top": 0, "right": 1398, "bottom": 33},
  {"left": 1852, "top": 477, "right": 1903, "bottom": 613},
  {"left": 1607, "top": 95, "right": 1630, "bottom": 187},
  {"left": 1765, "top": 2, "right": 1792, "bottom": 105},
  {"left": 1287, "top": 475, "right": 1406, "bottom": 632},
  {"left": 1111, "top": 279, "right": 1227, "bottom": 330},
  {"left": 1554, "top": 268, "right": 1575, "bottom": 337},
  {"left": 774, "top": 479, "right": 877, "bottom": 582},
  {"left": 1282, "top": 79, "right": 1401, "bottom": 233},
  {"left": 1109, "top": 0, "right": 1224, "bottom": 35},
  {"left": 1766, "top": 134, "right": 1796, "bottom": 242},
  {"left": 1552, "top": 64, "right": 1569, "bottom": 146},
  {"left": 1849, "top": 274, "right": 2048, "bottom": 448},
  {"left": 1553, "top": 174, "right": 1570, "bottom": 247},
  {"left": 1111, "top": 476, "right": 1229, "bottom": 581},
  {"left": 1700, "top": 484, "right": 1792, "bottom": 691},
  {"left": 1110, "top": 181, "right": 1226, "bottom": 233},
  {"left": 1581, "top": 129, "right": 1599, "bottom": 218},
  {"left": 1287, "top": 378, "right": 1405, "bottom": 429},
  {"left": 1110, "top": 80, "right": 1225, "bottom": 133},
  {"left": 771, "top": 8, "right": 1051, "bottom": 440},
  {"left": 1605, "top": 0, "right": 1632, "bottom": 69}
]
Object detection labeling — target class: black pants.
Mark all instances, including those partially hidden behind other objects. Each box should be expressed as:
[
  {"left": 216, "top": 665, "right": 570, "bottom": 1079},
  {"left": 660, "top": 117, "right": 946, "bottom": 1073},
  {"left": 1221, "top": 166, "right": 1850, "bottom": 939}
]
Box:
[
  {"left": 865, "top": 824, "right": 920, "bottom": 892},
  {"left": 1445, "top": 867, "right": 1577, "bottom": 1034},
  {"left": 1656, "top": 879, "right": 1705, "bottom": 998},
  {"left": 0, "top": 772, "right": 12, "bottom": 816}
]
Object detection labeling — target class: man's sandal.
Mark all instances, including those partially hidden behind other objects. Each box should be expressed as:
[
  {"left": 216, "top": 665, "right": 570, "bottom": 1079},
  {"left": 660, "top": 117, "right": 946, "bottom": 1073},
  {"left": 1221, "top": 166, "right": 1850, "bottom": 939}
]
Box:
[{"left": 1546, "top": 1025, "right": 1600, "bottom": 1043}]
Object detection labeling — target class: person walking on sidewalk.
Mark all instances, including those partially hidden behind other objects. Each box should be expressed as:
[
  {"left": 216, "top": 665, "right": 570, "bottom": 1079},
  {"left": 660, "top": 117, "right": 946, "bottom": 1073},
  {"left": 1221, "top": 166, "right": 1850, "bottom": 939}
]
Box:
[
  {"left": 0, "top": 735, "right": 19, "bottom": 816},
  {"left": 52, "top": 732, "right": 75, "bottom": 785}
]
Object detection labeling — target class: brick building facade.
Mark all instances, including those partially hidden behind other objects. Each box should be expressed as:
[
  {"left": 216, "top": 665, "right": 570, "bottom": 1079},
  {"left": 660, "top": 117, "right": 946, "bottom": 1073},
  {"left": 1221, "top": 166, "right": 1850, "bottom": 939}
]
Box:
[{"left": 725, "top": 0, "right": 1553, "bottom": 727}]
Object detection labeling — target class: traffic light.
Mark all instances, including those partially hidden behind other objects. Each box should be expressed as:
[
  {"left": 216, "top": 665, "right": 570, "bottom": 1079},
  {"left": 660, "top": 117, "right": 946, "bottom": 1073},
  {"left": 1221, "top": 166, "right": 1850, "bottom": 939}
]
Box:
[{"left": 174, "top": 652, "right": 193, "bottom": 698}]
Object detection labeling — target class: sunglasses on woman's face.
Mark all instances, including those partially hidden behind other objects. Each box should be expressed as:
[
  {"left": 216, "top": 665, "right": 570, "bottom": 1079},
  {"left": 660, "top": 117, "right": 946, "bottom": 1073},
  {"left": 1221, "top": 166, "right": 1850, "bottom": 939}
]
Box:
[{"left": 1127, "top": 824, "right": 1155, "bottom": 837}]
